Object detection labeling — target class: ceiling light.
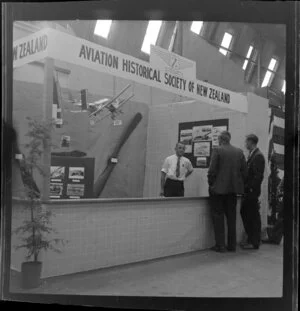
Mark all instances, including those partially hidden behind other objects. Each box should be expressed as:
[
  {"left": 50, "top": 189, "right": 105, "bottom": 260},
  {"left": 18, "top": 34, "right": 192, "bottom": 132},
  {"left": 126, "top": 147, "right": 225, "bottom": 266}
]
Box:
[
  {"left": 268, "top": 58, "right": 277, "bottom": 71},
  {"left": 261, "top": 71, "right": 273, "bottom": 88},
  {"left": 94, "top": 20, "right": 112, "bottom": 39},
  {"left": 281, "top": 80, "right": 286, "bottom": 94},
  {"left": 219, "top": 32, "right": 233, "bottom": 56},
  {"left": 242, "top": 60, "right": 249, "bottom": 70},
  {"left": 246, "top": 45, "right": 254, "bottom": 59},
  {"left": 190, "top": 21, "right": 203, "bottom": 35},
  {"left": 141, "top": 20, "right": 162, "bottom": 54}
]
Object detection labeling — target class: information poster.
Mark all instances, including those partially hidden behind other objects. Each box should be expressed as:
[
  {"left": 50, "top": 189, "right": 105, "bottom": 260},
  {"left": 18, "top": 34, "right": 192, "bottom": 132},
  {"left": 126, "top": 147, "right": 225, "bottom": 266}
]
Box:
[
  {"left": 178, "top": 119, "right": 228, "bottom": 168},
  {"left": 50, "top": 156, "right": 95, "bottom": 199},
  {"left": 179, "top": 129, "right": 193, "bottom": 153}
]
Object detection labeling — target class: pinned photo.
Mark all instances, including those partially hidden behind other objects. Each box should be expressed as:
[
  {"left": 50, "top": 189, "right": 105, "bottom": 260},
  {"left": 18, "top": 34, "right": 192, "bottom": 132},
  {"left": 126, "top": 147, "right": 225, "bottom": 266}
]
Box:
[
  {"left": 192, "top": 125, "right": 213, "bottom": 141},
  {"left": 194, "top": 141, "right": 211, "bottom": 157},
  {"left": 180, "top": 129, "right": 193, "bottom": 145},
  {"left": 50, "top": 166, "right": 65, "bottom": 180},
  {"left": 67, "top": 184, "right": 85, "bottom": 197},
  {"left": 196, "top": 157, "right": 207, "bottom": 167},
  {"left": 69, "top": 167, "right": 85, "bottom": 180},
  {"left": 50, "top": 183, "right": 63, "bottom": 196}
]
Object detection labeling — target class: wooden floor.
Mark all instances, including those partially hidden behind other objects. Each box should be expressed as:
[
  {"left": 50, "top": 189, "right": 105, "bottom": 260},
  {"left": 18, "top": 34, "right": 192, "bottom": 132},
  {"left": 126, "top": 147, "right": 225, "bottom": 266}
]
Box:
[{"left": 11, "top": 243, "right": 283, "bottom": 297}]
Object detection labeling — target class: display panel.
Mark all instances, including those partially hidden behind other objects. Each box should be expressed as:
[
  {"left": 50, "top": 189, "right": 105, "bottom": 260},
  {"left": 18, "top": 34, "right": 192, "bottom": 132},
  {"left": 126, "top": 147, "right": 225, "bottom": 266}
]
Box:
[{"left": 178, "top": 118, "right": 229, "bottom": 168}]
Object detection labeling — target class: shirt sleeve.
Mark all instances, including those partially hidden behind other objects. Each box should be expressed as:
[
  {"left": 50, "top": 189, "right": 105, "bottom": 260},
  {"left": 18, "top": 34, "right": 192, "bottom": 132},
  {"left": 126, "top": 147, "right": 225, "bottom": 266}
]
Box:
[
  {"left": 161, "top": 157, "right": 170, "bottom": 173},
  {"left": 187, "top": 159, "right": 193, "bottom": 172}
]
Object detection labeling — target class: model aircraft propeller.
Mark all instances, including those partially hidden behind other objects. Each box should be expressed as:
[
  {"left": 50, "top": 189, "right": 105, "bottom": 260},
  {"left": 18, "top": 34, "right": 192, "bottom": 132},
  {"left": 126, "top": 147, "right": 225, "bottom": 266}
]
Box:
[{"left": 93, "top": 112, "right": 143, "bottom": 197}]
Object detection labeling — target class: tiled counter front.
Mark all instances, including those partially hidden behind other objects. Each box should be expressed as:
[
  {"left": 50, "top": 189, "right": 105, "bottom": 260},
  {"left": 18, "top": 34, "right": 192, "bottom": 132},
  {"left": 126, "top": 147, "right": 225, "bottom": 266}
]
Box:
[{"left": 11, "top": 197, "right": 244, "bottom": 278}]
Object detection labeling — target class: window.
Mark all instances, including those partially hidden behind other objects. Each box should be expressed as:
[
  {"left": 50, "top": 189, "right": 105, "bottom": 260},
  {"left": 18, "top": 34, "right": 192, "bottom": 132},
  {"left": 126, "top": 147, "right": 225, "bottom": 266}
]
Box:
[
  {"left": 190, "top": 21, "right": 203, "bottom": 35},
  {"left": 141, "top": 20, "right": 162, "bottom": 54},
  {"left": 94, "top": 20, "right": 112, "bottom": 39},
  {"left": 243, "top": 45, "right": 254, "bottom": 70},
  {"left": 261, "top": 58, "right": 278, "bottom": 87},
  {"left": 219, "top": 32, "right": 233, "bottom": 56},
  {"left": 281, "top": 80, "right": 286, "bottom": 94}
]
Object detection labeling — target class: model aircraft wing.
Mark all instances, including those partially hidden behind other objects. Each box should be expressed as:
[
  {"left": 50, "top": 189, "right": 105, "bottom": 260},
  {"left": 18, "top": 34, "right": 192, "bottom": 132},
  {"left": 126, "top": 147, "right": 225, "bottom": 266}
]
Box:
[
  {"left": 89, "top": 85, "right": 131, "bottom": 118},
  {"left": 92, "top": 98, "right": 109, "bottom": 106},
  {"left": 115, "top": 94, "right": 134, "bottom": 110}
]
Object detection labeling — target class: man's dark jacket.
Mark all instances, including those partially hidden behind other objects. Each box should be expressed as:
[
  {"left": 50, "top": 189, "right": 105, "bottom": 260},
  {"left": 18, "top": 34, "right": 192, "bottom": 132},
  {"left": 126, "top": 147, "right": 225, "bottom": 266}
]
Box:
[
  {"left": 245, "top": 148, "right": 265, "bottom": 197},
  {"left": 208, "top": 144, "right": 247, "bottom": 195}
]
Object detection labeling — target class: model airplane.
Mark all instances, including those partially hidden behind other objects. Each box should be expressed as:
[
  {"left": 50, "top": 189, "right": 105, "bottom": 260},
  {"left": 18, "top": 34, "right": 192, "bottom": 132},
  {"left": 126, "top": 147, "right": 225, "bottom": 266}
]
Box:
[
  {"left": 66, "top": 84, "right": 134, "bottom": 124},
  {"left": 89, "top": 84, "right": 134, "bottom": 124}
]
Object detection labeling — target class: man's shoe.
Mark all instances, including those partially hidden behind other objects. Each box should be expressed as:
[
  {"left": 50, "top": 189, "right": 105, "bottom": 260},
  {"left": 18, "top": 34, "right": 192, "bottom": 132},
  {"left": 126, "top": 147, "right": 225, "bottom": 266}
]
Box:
[
  {"left": 262, "top": 238, "right": 282, "bottom": 245},
  {"left": 210, "top": 245, "right": 227, "bottom": 253},
  {"left": 239, "top": 239, "right": 251, "bottom": 247},
  {"left": 241, "top": 243, "right": 259, "bottom": 250},
  {"left": 227, "top": 247, "right": 236, "bottom": 252}
]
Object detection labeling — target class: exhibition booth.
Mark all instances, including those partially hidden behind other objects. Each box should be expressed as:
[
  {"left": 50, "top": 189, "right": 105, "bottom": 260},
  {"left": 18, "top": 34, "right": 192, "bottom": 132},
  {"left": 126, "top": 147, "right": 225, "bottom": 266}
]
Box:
[{"left": 11, "top": 27, "right": 269, "bottom": 278}]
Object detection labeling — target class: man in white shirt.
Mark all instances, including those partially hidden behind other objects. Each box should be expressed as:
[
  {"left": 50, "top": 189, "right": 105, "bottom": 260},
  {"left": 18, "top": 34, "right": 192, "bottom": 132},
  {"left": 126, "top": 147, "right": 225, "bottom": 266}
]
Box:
[{"left": 160, "top": 142, "right": 194, "bottom": 197}]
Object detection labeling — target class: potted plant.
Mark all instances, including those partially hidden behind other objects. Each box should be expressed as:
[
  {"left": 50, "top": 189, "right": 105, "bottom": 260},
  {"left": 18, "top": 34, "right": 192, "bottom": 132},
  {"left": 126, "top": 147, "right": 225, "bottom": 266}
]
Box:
[{"left": 13, "top": 117, "right": 66, "bottom": 289}]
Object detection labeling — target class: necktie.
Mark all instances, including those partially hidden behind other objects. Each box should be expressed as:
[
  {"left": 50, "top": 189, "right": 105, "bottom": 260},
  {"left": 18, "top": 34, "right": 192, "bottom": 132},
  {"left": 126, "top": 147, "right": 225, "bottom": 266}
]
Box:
[{"left": 176, "top": 156, "right": 180, "bottom": 178}]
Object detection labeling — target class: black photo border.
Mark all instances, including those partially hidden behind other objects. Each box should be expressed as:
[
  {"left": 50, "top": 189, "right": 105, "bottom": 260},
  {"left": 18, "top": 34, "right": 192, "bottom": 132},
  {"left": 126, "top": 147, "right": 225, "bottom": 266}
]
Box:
[{"left": 1, "top": 1, "right": 299, "bottom": 311}]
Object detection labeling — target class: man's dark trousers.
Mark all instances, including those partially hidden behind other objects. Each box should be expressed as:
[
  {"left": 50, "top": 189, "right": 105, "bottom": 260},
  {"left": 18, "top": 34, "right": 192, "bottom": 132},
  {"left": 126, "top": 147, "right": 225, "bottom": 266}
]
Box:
[
  {"left": 164, "top": 179, "right": 184, "bottom": 197},
  {"left": 210, "top": 193, "right": 237, "bottom": 249},
  {"left": 240, "top": 192, "right": 261, "bottom": 247}
]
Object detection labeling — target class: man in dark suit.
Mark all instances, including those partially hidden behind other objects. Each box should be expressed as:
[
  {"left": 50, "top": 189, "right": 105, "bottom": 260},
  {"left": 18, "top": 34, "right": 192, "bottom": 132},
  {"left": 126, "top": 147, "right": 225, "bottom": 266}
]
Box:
[
  {"left": 240, "top": 134, "right": 265, "bottom": 250},
  {"left": 208, "top": 131, "right": 247, "bottom": 252}
]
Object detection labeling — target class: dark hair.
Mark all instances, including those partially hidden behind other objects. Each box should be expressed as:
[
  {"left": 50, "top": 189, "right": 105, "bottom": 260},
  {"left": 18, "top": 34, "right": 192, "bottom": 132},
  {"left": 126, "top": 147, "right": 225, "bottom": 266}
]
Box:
[
  {"left": 246, "top": 134, "right": 259, "bottom": 145},
  {"left": 176, "top": 141, "right": 186, "bottom": 148},
  {"left": 219, "top": 131, "right": 231, "bottom": 143}
]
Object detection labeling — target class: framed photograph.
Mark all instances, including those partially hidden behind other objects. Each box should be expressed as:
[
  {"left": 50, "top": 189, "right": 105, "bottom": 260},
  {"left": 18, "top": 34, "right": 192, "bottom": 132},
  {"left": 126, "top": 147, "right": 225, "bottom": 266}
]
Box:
[
  {"left": 180, "top": 129, "right": 193, "bottom": 145},
  {"left": 196, "top": 157, "right": 207, "bottom": 167},
  {"left": 192, "top": 125, "right": 213, "bottom": 142},
  {"left": 194, "top": 141, "right": 211, "bottom": 157},
  {"left": 49, "top": 182, "right": 63, "bottom": 197},
  {"left": 50, "top": 166, "right": 65, "bottom": 180},
  {"left": 67, "top": 184, "right": 85, "bottom": 197},
  {"left": 69, "top": 167, "right": 85, "bottom": 180}
]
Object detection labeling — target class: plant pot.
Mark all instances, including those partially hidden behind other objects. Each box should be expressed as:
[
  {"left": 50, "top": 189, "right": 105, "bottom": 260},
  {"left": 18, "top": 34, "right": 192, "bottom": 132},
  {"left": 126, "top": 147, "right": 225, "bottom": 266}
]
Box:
[{"left": 21, "top": 261, "right": 42, "bottom": 289}]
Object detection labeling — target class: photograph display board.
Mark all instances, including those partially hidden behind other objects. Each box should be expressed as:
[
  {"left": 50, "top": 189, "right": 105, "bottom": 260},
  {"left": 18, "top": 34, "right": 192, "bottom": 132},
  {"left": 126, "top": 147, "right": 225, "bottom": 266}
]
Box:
[
  {"left": 178, "top": 119, "right": 229, "bottom": 168},
  {"left": 50, "top": 156, "right": 95, "bottom": 199}
]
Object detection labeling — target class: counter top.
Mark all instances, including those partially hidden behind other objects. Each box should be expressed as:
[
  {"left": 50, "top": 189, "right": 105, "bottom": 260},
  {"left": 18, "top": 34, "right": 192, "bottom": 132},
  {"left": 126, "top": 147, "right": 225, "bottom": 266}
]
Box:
[{"left": 13, "top": 195, "right": 241, "bottom": 205}]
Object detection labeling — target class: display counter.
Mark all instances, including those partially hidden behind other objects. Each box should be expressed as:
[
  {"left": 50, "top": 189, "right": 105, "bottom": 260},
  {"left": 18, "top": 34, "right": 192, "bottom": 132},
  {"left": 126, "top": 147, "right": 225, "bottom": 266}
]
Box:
[{"left": 11, "top": 196, "right": 244, "bottom": 278}]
